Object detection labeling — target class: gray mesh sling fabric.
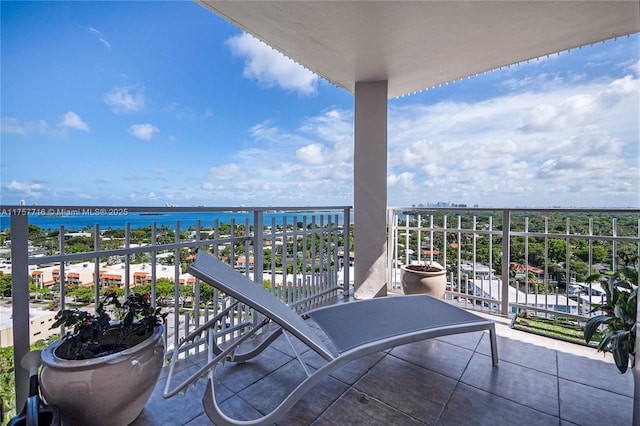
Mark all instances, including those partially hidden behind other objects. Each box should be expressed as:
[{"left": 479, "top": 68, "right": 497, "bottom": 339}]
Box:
[
  {"left": 165, "top": 250, "right": 498, "bottom": 426},
  {"left": 187, "top": 249, "right": 336, "bottom": 360},
  {"left": 307, "top": 294, "right": 497, "bottom": 353}
]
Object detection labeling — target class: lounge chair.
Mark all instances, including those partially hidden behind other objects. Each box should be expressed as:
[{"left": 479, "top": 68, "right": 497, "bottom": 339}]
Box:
[{"left": 163, "top": 250, "right": 498, "bottom": 425}]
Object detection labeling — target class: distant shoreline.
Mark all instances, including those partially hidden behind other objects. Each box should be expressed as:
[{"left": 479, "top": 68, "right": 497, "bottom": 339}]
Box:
[{"left": 0, "top": 210, "right": 350, "bottom": 231}]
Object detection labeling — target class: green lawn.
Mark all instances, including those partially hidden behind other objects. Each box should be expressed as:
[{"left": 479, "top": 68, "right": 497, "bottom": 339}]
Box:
[{"left": 512, "top": 316, "right": 601, "bottom": 346}]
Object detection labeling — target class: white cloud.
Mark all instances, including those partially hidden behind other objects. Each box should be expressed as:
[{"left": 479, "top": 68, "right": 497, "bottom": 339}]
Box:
[
  {"left": 7, "top": 180, "right": 44, "bottom": 198},
  {"left": 227, "top": 33, "right": 317, "bottom": 95},
  {"left": 190, "top": 107, "right": 354, "bottom": 205},
  {"left": 209, "top": 164, "right": 242, "bottom": 180},
  {"left": 385, "top": 71, "right": 639, "bottom": 207},
  {"left": 388, "top": 172, "right": 416, "bottom": 192},
  {"left": 249, "top": 122, "right": 289, "bottom": 142},
  {"left": 0, "top": 117, "right": 48, "bottom": 135},
  {"left": 296, "top": 143, "right": 327, "bottom": 164},
  {"left": 85, "top": 26, "right": 111, "bottom": 50},
  {"left": 128, "top": 123, "right": 159, "bottom": 140},
  {"left": 1, "top": 117, "right": 28, "bottom": 135},
  {"left": 1, "top": 114, "right": 91, "bottom": 136},
  {"left": 521, "top": 75, "right": 639, "bottom": 132},
  {"left": 128, "top": 190, "right": 158, "bottom": 201},
  {"left": 105, "top": 86, "right": 145, "bottom": 113},
  {"left": 60, "top": 111, "right": 89, "bottom": 132}
]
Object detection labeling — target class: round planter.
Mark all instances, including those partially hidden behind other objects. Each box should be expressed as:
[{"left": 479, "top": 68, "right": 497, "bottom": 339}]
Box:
[
  {"left": 40, "top": 325, "right": 164, "bottom": 426},
  {"left": 400, "top": 264, "right": 446, "bottom": 298}
]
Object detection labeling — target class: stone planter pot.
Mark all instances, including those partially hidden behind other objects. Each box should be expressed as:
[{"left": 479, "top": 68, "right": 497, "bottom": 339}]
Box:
[
  {"left": 40, "top": 325, "right": 164, "bottom": 426},
  {"left": 400, "top": 264, "right": 446, "bottom": 298}
]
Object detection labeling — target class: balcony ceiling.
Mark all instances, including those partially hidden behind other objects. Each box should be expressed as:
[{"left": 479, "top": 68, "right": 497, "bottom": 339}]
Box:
[{"left": 198, "top": 0, "right": 640, "bottom": 98}]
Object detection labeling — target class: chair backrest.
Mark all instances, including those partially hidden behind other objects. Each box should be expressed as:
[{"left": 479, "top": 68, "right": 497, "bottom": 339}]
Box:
[{"left": 187, "top": 250, "right": 335, "bottom": 360}]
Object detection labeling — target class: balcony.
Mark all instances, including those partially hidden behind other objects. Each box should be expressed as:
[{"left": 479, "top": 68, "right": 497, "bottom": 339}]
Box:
[{"left": 1, "top": 206, "right": 638, "bottom": 424}]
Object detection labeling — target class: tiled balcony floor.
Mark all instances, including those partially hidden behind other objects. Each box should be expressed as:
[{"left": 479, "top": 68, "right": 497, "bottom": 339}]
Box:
[{"left": 133, "top": 307, "right": 634, "bottom": 426}]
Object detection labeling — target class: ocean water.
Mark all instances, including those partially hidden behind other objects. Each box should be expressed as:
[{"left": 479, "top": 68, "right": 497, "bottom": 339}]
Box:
[{"left": 0, "top": 210, "right": 348, "bottom": 231}]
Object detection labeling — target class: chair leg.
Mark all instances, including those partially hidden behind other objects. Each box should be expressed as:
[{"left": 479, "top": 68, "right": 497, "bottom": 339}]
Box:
[{"left": 489, "top": 325, "right": 499, "bottom": 366}]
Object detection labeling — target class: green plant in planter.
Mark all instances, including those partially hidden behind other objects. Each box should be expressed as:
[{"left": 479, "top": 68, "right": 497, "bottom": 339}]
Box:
[
  {"left": 584, "top": 251, "right": 638, "bottom": 373},
  {"left": 51, "top": 292, "right": 167, "bottom": 360}
]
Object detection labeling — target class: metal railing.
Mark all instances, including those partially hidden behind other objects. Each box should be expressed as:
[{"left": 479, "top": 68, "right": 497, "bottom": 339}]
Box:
[
  {"left": 388, "top": 207, "right": 640, "bottom": 320},
  {"left": 1, "top": 205, "right": 351, "bottom": 409},
  {"left": 5, "top": 204, "right": 640, "bottom": 411}
]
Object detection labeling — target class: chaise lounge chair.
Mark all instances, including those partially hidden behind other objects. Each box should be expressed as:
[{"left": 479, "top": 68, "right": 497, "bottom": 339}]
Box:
[{"left": 163, "top": 250, "right": 498, "bottom": 425}]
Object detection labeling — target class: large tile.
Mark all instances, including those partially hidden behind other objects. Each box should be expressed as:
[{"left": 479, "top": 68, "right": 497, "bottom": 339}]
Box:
[
  {"left": 185, "top": 413, "right": 216, "bottom": 426},
  {"left": 557, "top": 350, "right": 633, "bottom": 397},
  {"left": 461, "top": 353, "right": 559, "bottom": 417},
  {"left": 302, "top": 347, "right": 387, "bottom": 385},
  {"left": 390, "top": 338, "right": 474, "bottom": 380},
  {"left": 235, "top": 358, "right": 312, "bottom": 414},
  {"left": 215, "top": 394, "right": 264, "bottom": 422},
  {"left": 476, "top": 332, "right": 558, "bottom": 375},
  {"left": 313, "top": 388, "right": 424, "bottom": 426},
  {"left": 559, "top": 378, "right": 633, "bottom": 426},
  {"left": 132, "top": 374, "right": 207, "bottom": 426},
  {"left": 440, "top": 382, "right": 560, "bottom": 426},
  {"left": 213, "top": 345, "right": 294, "bottom": 393},
  {"left": 435, "top": 330, "right": 485, "bottom": 351},
  {"left": 276, "top": 375, "right": 350, "bottom": 425},
  {"left": 354, "top": 354, "right": 458, "bottom": 424}
]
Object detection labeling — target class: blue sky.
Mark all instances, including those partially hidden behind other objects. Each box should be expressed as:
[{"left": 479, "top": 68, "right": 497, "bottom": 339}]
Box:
[{"left": 1, "top": 1, "right": 638, "bottom": 208}]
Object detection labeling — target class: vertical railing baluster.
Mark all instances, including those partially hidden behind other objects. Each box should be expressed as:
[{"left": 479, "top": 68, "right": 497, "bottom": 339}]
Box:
[
  {"left": 319, "top": 215, "right": 325, "bottom": 297},
  {"left": 93, "top": 224, "right": 100, "bottom": 310},
  {"left": 612, "top": 217, "right": 618, "bottom": 273},
  {"left": 488, "top": 215, "right": 494, "bottom": 304},
  {"left": 457, "top": 215, "right": 463, "bottom": 298},
  {"left": 173, "top": 221, "right": 181, "bottom": 349},
  {"left": 59, "top": 226, "right": 66, "bottom": 312},
  {"left": 151, "top": 222, "right": 157, "bottom": 309},
  {"left": 501, "top": 210, "right": 511, "bottom": 316},
  {"left": 194, "top": 220, "right": 201, "bottom": 330},
  {"left": 544, "top": 216, "right": 550, "bottom": 315},
  {"left": 124, "top": 223, "right": 130, "bottom": 297},
  {"left": 343, "top": 206, "right": 351, "bottom": 296},
  {"left": 524, "top": 216, "right": 530, "bottom": 312},
  {"left": 292, "top": 216, "right": 299, "bottom": 301},
  {"left": 563, "top": 217, "right": 570, "bottom": 318},
  {"left": 270, "top": 216, "right": 277, "bottom": 296}
]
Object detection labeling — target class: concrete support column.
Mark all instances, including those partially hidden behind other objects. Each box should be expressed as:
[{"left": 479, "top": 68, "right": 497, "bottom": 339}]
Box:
[{"left": 354, "top": 80, "right": 388, "bottom": 299}]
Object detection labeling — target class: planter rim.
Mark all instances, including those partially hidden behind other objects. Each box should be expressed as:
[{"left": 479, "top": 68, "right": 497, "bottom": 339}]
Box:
[
  {"left": 41, "top": 324, "right": 163, "bottom": 369},
  {"left": 400, "top": 263, "right": 445, "bottom": 273}
]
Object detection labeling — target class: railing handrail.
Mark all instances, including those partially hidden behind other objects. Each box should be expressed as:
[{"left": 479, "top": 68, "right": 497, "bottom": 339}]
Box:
[
  {"left": 0, "top": 205, "right": 350, "bottom": 212},
  {"left": 388, "top": 206, "right": 640, "bottom": 214}
]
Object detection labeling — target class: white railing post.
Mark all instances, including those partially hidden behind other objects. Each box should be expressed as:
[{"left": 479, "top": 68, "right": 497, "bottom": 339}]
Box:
[
  {"left": 10, "top": 213, "right": 30, "bottom": 410},
  {"left": 386, "top": 208, "right": 395, "bottom": 292},
  {"left": 343, "top": 207, "right": 351, "bottom": 296},
  {"left": 501, "top": 210, "right": 511, "bottom": 315},
  {"left": 253, "top": 210, "right": 264, "bottom": 283}
]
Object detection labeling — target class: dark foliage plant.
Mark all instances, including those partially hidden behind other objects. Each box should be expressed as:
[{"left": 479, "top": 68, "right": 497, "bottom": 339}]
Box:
[
  {"left": 51, "top": 292, "right": 167, "bottom": 360},
  {"left": 584, "top": 251, "right": 638, "bottom": 373}
]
